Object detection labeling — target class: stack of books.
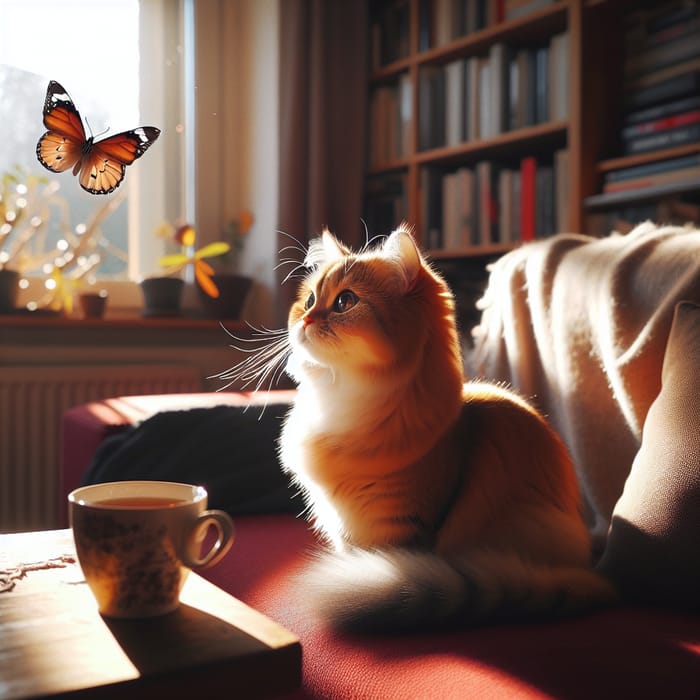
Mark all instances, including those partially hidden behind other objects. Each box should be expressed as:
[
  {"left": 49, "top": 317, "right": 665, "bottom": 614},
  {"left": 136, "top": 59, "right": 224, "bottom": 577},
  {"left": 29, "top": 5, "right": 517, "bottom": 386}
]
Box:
[
  {"left": 587, "top": 0, "right": 699, "bottom": 233},
  {"left": 619, "top": 2, "right": 700, "bottom": 159}
]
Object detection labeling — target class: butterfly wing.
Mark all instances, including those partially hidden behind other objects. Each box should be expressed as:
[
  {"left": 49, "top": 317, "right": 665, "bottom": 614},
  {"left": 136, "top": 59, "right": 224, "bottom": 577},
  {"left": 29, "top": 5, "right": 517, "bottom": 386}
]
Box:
[
  {"left": 36, "top": 80, "right": 87, "bottom": 173},
  {"left": 78, "top": 126, "right": 160, "bottom": 194}
]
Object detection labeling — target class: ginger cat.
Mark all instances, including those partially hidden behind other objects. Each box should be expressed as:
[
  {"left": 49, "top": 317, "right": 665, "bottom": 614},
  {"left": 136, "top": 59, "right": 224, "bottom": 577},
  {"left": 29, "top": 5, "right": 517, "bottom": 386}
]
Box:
[{"left": 251, "top": 225, "right": 616, "bottom": 632}]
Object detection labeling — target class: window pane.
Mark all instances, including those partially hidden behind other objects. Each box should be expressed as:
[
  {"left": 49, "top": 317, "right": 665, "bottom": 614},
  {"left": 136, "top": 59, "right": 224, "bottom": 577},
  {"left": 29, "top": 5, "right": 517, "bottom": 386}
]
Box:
[{"left": 0, "top": 0, "right": 186, "bottom": 283}]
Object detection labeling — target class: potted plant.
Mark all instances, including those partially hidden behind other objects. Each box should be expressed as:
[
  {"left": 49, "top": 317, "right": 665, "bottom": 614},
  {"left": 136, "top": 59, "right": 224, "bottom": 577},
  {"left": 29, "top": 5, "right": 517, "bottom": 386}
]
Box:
[
  {"left": 141, "top": 222, "right": 232, "bottom": 317},
  {"left": 196, "top": 210, "right": 254, "bottom": 319}
]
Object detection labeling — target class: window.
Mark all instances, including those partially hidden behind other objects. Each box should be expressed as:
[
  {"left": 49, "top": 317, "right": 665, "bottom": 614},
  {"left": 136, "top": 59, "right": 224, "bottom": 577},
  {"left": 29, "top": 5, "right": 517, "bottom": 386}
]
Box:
[{"left": 0, "top": 0, "right": 190, "bottom": 287}]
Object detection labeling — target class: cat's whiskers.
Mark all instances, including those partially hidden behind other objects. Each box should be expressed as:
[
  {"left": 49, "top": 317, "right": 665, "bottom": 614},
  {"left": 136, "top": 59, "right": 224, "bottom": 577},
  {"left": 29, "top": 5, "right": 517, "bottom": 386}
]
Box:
[
  {"left": 276, "top": 258, "right": 309, "bottom": 285},
  {"left": 212, "top": 324, "right": 291, "bottom": 396}
]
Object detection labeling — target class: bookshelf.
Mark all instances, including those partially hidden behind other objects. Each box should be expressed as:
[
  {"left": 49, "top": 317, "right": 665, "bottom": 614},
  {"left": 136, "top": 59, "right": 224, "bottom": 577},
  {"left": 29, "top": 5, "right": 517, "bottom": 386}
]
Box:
[{"left": 363, "top": 0, "right": 700, "bottom": 258}]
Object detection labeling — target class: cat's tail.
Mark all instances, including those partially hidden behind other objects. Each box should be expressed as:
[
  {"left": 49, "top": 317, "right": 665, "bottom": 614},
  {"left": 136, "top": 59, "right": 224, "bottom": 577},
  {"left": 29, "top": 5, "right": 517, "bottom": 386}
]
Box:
[{"left": 302, "top": 547, "right": 618, "bottom": 633}]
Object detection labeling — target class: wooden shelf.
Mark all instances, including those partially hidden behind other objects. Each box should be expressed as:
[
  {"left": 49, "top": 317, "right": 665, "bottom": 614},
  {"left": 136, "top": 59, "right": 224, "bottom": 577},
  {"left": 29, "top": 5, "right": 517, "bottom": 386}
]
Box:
[
  {"left": 415, "top": 120, "right": 568, "bottom": 166},
  {"left": 369, "top": 3, "right": 567, "bottom": 81},
  {"left": 0, "top": 313, "right": 246, "bottom": 332},
  {"left": 364, "top": 0, "right": 700, "bottom": 260},
  {"left": 597, "top": 144, "right": 700, "bottom": 174},
  {"left": 585, "top": 178, "right": 700, "bottom": 210}
]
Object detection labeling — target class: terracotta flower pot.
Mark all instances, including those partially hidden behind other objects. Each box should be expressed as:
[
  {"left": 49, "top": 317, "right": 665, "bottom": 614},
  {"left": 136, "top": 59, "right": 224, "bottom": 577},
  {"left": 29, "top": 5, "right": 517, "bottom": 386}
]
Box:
[{"left": 197, "top": 273, "right": 252, "bottom": 319}]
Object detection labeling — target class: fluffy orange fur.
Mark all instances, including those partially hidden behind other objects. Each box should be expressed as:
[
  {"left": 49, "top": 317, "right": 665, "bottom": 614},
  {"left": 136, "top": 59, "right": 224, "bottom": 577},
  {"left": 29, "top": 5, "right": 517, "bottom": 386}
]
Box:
[{"left": 278, "top": 225, "right": 616, "bottom": 631}]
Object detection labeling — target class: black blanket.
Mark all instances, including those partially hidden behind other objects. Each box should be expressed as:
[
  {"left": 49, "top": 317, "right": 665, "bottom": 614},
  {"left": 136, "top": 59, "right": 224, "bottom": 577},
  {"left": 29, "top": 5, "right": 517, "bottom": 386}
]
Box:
[{"left": 81, "top": 402, "right": 302, "bottom": 516}]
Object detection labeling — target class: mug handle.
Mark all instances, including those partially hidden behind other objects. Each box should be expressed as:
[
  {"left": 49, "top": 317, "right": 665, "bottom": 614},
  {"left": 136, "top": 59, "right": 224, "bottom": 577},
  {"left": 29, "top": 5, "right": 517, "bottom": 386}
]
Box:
[{"left": 183, "top": 509, "right": 235, "bottom": 568}]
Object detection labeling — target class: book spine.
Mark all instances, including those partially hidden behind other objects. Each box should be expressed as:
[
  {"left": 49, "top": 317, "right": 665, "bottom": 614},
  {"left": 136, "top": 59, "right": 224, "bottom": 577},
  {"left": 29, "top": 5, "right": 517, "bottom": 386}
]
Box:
[
  {"left": 505, "top": 0, "right": 553, "bottom": 22},
  {"left": 444, "top": 60, "right": 464, "bottom": 147},
  {"left": 625, "top": 71, "right": 700, "bottom": 111},
  {"left": 624, "top": 94, "right": 700, "bottom": 125},
  {"left": 603, "top": 165, "right": 700, "bottom": 193},
  {"left": 535, "top": 46, "right": 549, "bottom": 123},
  {"left": 621, "top": 109, "right": 700, "bottom": 139},
  {"left": 624, "top": 31, "right": 700, "bottom": 78},
  {"left": 520, "top": 156, "right": 537, "bottom": 241},
  {"left": 605, "top": 154, "right": 700, "bottom": 183},
  {"left": 623, "top": 123, "right": 700, "bottom": 155}
]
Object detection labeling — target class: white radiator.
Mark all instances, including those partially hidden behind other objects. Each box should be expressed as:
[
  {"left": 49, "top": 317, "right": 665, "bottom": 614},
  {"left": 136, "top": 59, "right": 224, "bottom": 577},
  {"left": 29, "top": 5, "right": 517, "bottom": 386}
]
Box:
[{"left": 0, "top": 364, "right": 203, "bottom": 533}]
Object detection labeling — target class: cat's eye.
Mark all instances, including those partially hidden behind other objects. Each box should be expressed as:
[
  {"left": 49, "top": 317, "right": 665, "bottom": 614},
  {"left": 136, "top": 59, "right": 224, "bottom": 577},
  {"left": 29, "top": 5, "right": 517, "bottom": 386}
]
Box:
[
  {"left": 333, "top": 290, "right": 358, "bottom": 313},
  {"left": 305, "top": 292, "right": 315, "bottom": 310}
]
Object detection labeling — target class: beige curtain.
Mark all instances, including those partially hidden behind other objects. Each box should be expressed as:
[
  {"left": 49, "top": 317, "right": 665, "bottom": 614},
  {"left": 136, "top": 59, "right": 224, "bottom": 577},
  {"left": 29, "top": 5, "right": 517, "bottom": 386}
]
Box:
[{"left": 277, "top": 0, "right": 368, "bottom": 321}]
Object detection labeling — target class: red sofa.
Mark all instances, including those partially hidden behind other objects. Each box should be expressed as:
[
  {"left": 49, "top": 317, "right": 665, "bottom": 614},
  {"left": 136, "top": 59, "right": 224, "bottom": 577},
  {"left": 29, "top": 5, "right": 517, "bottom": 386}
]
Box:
[{"left": 61, "top": 390, "right": 700, "bottom": 700}]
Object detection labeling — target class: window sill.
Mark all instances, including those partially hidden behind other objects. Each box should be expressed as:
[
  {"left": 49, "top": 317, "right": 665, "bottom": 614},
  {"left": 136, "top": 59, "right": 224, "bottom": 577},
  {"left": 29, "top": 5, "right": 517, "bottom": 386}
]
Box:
[{"left": 0, "top": 310, "right": 246, "bottom": 332}]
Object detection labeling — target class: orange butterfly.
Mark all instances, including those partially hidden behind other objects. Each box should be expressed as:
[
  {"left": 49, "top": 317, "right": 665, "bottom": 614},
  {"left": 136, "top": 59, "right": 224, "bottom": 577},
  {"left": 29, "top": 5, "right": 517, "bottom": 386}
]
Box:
[{"left": 36, "top": 80, "right": 160, "bottom": 195}]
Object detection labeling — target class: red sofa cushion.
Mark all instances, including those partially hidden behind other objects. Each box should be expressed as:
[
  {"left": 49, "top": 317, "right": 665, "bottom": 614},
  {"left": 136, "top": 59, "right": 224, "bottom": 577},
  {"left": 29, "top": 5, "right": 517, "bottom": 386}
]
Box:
[{"left": 205, "top": 514, "right": 700, "bottom": 700}]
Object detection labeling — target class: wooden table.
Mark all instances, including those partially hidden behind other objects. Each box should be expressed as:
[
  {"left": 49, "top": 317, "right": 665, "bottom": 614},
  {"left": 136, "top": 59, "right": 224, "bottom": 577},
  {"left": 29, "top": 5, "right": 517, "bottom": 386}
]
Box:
[{"left": 0, "top": 529, "right": 301, "bottom": 699}]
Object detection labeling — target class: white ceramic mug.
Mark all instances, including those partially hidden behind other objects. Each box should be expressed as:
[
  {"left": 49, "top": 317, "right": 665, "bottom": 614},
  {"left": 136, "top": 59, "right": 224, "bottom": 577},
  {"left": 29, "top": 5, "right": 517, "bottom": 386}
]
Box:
[{"left": 68, "top": 480, "right": 235, "bottom": 618}]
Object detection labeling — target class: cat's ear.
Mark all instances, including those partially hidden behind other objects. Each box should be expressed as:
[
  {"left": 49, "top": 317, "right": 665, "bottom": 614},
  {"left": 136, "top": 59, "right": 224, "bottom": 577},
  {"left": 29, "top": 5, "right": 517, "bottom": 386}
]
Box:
[
  {"left": 384, "top": 225, "right": 422, "bottom": 290},
  {"left": 321, "top": 229, "right": 351, "bottom": 260},
  {"left": 304, "top": 229, "right": 349, "bottom": 270}
]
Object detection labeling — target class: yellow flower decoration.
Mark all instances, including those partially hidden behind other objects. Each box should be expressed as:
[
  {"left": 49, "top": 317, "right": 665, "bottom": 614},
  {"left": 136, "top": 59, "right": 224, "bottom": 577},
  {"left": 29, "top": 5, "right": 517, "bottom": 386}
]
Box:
[{"left": 157, "top": 226, "right": 230, "bottom": 298}]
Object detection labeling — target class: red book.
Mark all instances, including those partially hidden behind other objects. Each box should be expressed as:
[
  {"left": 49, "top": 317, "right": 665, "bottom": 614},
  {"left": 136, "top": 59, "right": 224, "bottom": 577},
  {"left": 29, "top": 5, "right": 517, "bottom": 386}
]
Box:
[
  {"left": 622, "top": 109, "right": 700, "bottom": 139},
  {"left": 520, "top": 156, "right": 537, "bottom": 241}
]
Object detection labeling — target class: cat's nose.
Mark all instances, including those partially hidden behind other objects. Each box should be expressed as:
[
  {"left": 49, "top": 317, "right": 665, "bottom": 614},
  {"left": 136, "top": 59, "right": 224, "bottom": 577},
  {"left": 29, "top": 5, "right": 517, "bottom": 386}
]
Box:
[{"left": 303, "top": 314, "right": 315, "bottom": 326}]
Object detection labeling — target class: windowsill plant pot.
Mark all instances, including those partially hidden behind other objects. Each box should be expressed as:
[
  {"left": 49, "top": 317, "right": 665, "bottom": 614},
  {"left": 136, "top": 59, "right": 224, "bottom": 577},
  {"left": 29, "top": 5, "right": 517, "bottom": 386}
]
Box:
[
  {"left": 139, "top": 277, "right": 184, "bottom": 317},
  {"left": 0, "top": 268, "right": 20, "bottom": 314},
  {"left": 196, "top": 272, "right": 252, "bottom": 319}
]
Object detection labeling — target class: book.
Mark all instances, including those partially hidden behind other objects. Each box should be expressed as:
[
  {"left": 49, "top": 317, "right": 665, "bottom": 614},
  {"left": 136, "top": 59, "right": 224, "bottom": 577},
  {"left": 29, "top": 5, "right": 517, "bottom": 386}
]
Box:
[
  {"left": 508, "top": 53, "right": 520, "bottom": 131},
  {"left": 467, "top": 57, "right": 481, "bottom": 140},
  {"left": 461, "top": 57, "right": 471, "bottom": 141},
  {"left": 457, "top": 167, "right": 477, "bottom": 246},
  {"left": 371, "top": 0, "right": 410, "bottom": 68},
  {"left": 364, "top": 174, "right": 407, "bottom": 236},
  {"left": 624, "top": 95, "right": 700, "bottom": 126},
  {"left": 489, "top": 43, "right": 509, "bottom": 136},
  {"left": 624, "top": 31, "right": 700, "bottom": 78},
  {"left": 445, "top": 59, "right": 465, "bottom": 147},
  {"left": 442, "top": 171, "right": 460, "bottom": 249},
  {"left": 604, "top": 154, "right": 700, "bottom": 183},
  {"left": 398, "top": 73, "right": 412, "bottom": 157},
  {"left": 517, "top": 48, "right": 537, "bottom": 127},
  {"left": 621, "top": 109, "right": 700, "bottom": 139},
  {"left": 421, "top": 168, "right": 443, "bottom": 249},
  {"left": 603, "top": 165, "right": 700, "bottom": 193},
  {"left": 554, "top": 149, "right": 569, "bottom": 232},
  {"left": 505, "top": 0, "right": 553, "bottom": 22},
  {"left": 477, "top": 161, "right": 498, "bottom": 245},
  {"left": 623, "top": 123, "right": 700, "bottom": 154},
  {"left": 478, "top": 57, "right": 492, "bottom": 139},
  {"left": 433, "top": 0, "right": 453, "bottom": 47},
  {"left": 624, "top": 70, "right": 700, "bottom": 111},
  {"left": 520, "top": 156, "right": 537, "bottom": 241},
  {"left": 626, "top": 56, "right": 700, "bottom": 93},
  {"left": 419, "top": 66, "right": 445, "bottom": 151},
  {"left": 536, "top": 165, "right": 555, "bottom": 238},
  {"left": 498, "top": 169, "right": 514, "bottom": 243},
  {"left": 535, "top": 46, "right": 549, "bottom": 124},
  {"left": 369, "top": 85, "right": 399, "bottom": 166},
  {"left": 511, "top": 170, "right": 521, "bottom": 241},
  {"left": 549, "top": 32, "right": 569, "bottom": 121}
]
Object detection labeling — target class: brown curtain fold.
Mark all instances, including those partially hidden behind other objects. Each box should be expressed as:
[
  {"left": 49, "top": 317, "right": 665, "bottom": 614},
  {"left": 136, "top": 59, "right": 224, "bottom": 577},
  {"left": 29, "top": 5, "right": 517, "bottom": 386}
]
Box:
[{"left": 277, "top": 0, "right": 368, "bottom": 322}]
